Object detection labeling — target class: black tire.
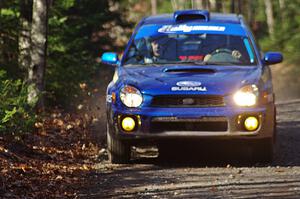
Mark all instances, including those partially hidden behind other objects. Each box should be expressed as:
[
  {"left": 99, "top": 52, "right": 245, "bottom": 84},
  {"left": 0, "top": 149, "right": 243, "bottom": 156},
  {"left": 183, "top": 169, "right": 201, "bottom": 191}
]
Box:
[{"left": 107, "top": 126, "right": 131, "bottom": 164}]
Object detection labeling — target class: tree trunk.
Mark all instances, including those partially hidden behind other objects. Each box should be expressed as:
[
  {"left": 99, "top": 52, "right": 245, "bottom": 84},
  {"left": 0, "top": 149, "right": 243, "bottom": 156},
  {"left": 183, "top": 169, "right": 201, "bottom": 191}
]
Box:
[
  {"left": 279, "top": 0, "right": 285, "bottom": 10},
  {"left": 215, "top": 0, "right": 222, "bottom": 12},
  {"left": 193, "top": 0, "right": 204, "bottom": 9},
  {"left": 172, "top": 0, "right": 185, "bottom": 9},
  {"left": 278, "top": 0, "right": 285, "bottom": 21},
  {"left": 151, "top": 0, "right": 157, "bottom": 15},
  {"left": 203, "top": 0, "right": 209, "bottom": 10},
  {"left": 206, "top": 0, "right": 211, "bottom": 10},
  {"left": 264, "top": 0, "right": 275, "bottom": 37},
  {"left": 193, "top": 0, "right": 210, "bottom": 10},
  {"left": 222, "top": 1, "right": 227, "bottom": 13},
  {"left": 237, "top": 0, "right": 242, "bottom": 14},
  {"left": 231, "top": 0, "right": 235, "bottom": 13},
  {"left": 28, "top": 0, "right": 49, "bottom": 109},
  {"left": 178, "top": 0, "right": 186, "bottom": 9},
  {"left": 210, "top": 0, "right": 216, "bottom": 11},
  {"left": 19, "top": 0, "right": 32, "bottom": 71},
  {"left": 171, "top": 0, "right": 178, "bottom": 10},
  {"left": 247, "top": 0, "right": 254, "bottom": 25}
]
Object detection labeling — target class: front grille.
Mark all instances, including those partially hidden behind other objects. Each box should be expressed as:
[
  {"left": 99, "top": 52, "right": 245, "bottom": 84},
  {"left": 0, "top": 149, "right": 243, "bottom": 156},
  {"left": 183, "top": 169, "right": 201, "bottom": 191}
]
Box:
[
  {"left": 151, "top": 95, "right": 225, "bottom": 107},
  {"left": 150, "top": 117, "right": 228, "bottom": 132}
]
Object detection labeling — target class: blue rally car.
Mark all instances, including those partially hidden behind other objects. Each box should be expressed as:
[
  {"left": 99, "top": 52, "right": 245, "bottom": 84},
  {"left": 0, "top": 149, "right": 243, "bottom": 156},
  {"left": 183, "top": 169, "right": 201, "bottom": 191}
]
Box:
[{"left": 101, "top": 10, "right": 283, "bottom": 163}]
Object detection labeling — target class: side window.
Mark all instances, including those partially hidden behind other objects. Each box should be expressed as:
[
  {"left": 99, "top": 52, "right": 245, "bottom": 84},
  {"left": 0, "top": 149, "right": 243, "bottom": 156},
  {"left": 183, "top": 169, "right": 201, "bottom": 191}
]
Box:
[{"left": 135, "top": 38, "right": 150, "bottom": 58}]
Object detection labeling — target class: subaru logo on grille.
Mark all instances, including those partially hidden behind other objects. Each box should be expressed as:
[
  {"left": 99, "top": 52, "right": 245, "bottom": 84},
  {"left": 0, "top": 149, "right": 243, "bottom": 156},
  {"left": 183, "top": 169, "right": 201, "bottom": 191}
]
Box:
[
  {"left": 182, "top": 98, "right": 195, "bottom": 105},
  {"left": 176, "top": 81, "right": 202, "bottom": 87}
]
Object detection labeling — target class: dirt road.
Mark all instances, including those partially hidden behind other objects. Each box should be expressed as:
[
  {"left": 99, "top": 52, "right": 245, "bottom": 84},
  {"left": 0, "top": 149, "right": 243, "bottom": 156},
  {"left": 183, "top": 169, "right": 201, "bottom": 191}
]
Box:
[{"left": 79, "top": 100, "right": 300, "bottom": 198}]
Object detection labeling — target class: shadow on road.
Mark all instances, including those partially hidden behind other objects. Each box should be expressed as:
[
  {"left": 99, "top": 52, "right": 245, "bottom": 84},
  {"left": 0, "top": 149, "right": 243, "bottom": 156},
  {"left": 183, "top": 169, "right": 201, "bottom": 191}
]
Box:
[
  {"left": 129, "top": 102, "right": 300, "bottom": 167},
  {"left": 129, "top": 142, "right": 269, "bottom": 167},
  {"left": 275, "top": 121, "right": 300, "bottom": 166}
]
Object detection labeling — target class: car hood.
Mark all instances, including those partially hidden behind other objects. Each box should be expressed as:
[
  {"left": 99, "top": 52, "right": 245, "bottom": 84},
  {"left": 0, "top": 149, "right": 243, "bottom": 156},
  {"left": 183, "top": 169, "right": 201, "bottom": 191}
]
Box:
[{"left": 119, "top": 65, "right": 261, "bottom": 96}]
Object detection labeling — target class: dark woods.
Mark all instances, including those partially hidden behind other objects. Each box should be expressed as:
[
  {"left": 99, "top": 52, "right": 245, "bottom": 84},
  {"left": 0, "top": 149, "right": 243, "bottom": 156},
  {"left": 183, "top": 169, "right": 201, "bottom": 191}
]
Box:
[{"left": 0, "top": 0, "right": 300, "bottom": 133}]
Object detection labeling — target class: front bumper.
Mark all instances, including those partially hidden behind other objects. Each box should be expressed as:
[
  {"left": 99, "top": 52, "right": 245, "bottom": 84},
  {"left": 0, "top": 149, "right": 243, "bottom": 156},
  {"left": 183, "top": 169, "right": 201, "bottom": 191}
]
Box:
[{"left": 108, "top": 103, "right": 275, "bottom": 143}]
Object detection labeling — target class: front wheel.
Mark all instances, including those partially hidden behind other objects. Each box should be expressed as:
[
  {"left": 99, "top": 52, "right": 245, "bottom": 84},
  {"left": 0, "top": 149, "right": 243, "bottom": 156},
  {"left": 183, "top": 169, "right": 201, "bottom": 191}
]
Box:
[{"left": 107, "top": 126, "right": 131, "bottom": 164}]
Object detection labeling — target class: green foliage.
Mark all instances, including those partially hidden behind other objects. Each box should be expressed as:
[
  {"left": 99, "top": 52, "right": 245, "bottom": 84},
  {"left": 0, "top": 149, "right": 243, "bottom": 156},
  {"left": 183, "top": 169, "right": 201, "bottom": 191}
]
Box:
[
  {"left": 46, "top": 0, "right": 120, "bottom": 106},
  {"left": 0, "top": 0, "right": 23, "bottom": 78},
  {"left": 255, "top": 0, "right": 300, "bottom": 64},
  {"left": 1, "top": 0, "right": 300, "bottom": 133},
  {"left": 157, "top": 1, "right": 173, "bottom": 13},
  {"left": 0, "top": 70, "right": 35, "bottom": 133}
]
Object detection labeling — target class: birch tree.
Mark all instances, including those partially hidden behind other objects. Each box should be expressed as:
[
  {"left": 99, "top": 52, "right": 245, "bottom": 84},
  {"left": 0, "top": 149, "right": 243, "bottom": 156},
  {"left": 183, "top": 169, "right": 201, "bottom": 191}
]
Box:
[
  {"left": 171, "top": 0, "right": 185, "bottom": 10},
  {"left": 278, "top": 0, "right": 285, "bottom": 21},
  {"left": 28, "top": 0, "right": 49, "bottom": 108},
  {"left": 209, "top": 0, "right": 222, "bottom": 12},
  {"left": 151, "top": 0, "right": 157, "bottom": 15},
  {"left": 178, "top": 0, "right": 186, "bottom": 9},
  {"left": 264, "top": 0, "right": 275, "bottom": 37},
  {"left": 247, "top": 0, "right": 254, "bottom": 25},
  {"left": 19, "top": 0, "right": 32, "bottom": 71},
  {"left": 192, "top": 0, "right": 210, "bottom": 10},
  {"left": 210, "top": 0, "right": 216, "bottom": 10},
  {"left": 193, "top": 0, "right": 204, "bottom": 9}
]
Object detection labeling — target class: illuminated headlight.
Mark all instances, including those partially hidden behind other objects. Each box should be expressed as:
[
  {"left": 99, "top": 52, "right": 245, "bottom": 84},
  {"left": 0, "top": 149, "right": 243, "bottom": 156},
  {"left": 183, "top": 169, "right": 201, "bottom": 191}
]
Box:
[
  {"left": 120, "top": 85, "right": 143, "bottom": 107},
  {"left": 233, "top": 85, "right": 258, "bottom": 107}
]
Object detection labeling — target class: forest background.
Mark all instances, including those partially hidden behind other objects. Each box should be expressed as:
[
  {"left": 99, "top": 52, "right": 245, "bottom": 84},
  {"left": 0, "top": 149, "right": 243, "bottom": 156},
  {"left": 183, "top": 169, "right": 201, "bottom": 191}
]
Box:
[{"left": 1, "top": 0, "right": 300, "bottom": 134}]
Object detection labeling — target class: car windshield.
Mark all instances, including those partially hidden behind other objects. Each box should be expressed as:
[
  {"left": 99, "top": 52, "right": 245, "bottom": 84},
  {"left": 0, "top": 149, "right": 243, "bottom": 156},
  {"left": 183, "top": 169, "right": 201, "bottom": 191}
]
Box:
[{"left": 123, "top": 24, "right": 257, "bottom": 66}]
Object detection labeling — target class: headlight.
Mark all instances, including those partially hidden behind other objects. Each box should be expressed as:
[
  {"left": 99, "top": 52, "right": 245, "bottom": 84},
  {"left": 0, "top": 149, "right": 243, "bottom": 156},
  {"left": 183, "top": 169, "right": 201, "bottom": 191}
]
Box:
[
  {"left": 120, "top": 85, "right": 143, "bottom": 107},
  {"left": 233, "top": 85, "right": 258, "bottom": 106}
]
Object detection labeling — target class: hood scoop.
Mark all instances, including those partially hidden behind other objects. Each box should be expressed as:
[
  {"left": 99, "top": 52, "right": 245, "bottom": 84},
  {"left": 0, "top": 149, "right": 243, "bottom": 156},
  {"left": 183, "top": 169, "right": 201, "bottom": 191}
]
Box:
[{"left": 164, "top": 67, "right": 215, "bottom": 74}]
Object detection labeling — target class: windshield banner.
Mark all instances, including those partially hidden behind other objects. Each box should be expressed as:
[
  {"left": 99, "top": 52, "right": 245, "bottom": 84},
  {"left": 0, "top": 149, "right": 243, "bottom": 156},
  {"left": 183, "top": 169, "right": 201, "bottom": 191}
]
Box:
[{"left": 135, "top": 24, "right": 246, "bottom": 39}]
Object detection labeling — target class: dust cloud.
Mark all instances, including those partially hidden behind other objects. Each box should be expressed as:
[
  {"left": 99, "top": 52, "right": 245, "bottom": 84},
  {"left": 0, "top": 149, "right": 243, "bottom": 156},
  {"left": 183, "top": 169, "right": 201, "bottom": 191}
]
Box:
[{"left": 272, "top": 63, "right": 300, "bottom": 103}]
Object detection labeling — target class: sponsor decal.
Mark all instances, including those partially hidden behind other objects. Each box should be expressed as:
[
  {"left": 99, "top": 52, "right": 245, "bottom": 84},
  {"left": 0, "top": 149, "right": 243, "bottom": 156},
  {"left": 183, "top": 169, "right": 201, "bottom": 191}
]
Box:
[
  {"left": 158, "top": 25, "right": 226, "bottom": 33},
  {"left": 176, "top": 81, "right": 202, "bottom": 87}
]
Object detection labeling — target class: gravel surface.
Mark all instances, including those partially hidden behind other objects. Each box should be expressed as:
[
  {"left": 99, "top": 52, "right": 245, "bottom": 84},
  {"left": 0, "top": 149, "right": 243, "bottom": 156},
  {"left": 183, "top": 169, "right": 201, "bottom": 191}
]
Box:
[{"left": 81, "top": 100, "right": 300, "bottom": 198}]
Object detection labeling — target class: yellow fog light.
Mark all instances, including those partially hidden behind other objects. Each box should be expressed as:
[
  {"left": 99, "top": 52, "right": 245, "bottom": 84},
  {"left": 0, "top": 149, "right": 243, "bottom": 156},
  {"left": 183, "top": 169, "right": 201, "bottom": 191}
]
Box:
[
  {"left": 244, "top": 116, "right": 259, "bottom": 131},
  {"left": 121, "top": 117, "right": 136, "bottom": 132}
]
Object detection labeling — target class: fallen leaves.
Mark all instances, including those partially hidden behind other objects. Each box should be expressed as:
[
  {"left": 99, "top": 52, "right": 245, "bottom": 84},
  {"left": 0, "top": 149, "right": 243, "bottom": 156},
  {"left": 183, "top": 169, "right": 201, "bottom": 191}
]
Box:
[
  {"left": 66, "top": 124, "right": 73, "bottom": 130},
  {"left": 0, "top": 108, "right": 103, "bottom": 198},
  {"left": 79, "top": 82, "right": 88, "bottom": 90},
  {"left": 53, "top": 118, "right": 64, "bottom": 127},
  {"left": 55, "top": 175, "right": 63, "bottom": 180},
  {"left": 0, "top": 148, "right": 6, "bottom": 154},
  {"left": 34, "top": 122, "right": 44, "bottom": 128}
]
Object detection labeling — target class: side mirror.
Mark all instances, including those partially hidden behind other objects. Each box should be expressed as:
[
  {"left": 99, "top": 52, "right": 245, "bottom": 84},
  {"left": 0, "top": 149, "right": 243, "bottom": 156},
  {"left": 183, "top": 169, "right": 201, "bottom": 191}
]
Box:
[
  {"left": 101, "top": 52, "right": 119, "bottom": 66},
  {"left": 263, "top": 52, "right": 283, "bottom": 65}
]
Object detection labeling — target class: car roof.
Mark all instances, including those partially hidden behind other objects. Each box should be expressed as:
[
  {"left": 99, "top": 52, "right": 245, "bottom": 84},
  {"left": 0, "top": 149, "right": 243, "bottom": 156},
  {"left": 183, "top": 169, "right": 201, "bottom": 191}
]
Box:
[{"left": 142, "top": 12, "right": 242, "bottom": 25}]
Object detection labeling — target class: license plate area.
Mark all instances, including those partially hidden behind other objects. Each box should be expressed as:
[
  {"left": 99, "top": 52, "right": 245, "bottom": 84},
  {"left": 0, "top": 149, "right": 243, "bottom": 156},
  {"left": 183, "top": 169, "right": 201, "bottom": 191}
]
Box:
[{"left": 150, "top": 117, "right": 228, "bottom": 132}]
